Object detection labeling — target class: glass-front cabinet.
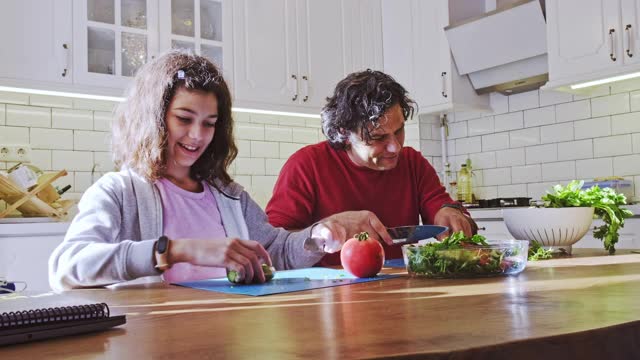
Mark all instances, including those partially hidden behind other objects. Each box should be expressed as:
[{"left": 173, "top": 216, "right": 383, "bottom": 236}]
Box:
[
  {"left": 73, "top": 0, "right": 159, "bottom": 89},
  {"left": 159, "top": 0, "right": 228, "bottom": 73},
  {"left": 72, "top": 0, "right": 229, "bottom": 92}
]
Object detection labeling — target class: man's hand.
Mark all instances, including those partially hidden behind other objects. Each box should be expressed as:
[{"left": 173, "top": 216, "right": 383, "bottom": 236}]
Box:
[
  {"left": 311, "top": 210, "right": 393, "bottom": 253},
  {"left": 433, "top": 207, "right": 477, "bottom": 238}
]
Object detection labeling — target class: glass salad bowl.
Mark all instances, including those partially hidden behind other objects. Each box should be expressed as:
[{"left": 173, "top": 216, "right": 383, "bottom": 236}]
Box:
[{"left": 401, "top": 239, "right": 529, "bottom": 278}]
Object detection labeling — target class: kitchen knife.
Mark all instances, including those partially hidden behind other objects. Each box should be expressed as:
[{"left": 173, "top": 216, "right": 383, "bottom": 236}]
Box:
[{"left": 387, "top": 225, "right": 448, "bottom": 245}]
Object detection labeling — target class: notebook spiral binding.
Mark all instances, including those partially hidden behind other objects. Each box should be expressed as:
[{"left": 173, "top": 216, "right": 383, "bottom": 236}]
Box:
[{"left": 0, "top": 303, "right": 110, "bottom": 329}]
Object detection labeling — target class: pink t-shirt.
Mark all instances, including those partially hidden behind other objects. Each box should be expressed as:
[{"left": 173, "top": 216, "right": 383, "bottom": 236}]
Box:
[{"left": 155, "top": 178, "right": 227, "bottom": 283}]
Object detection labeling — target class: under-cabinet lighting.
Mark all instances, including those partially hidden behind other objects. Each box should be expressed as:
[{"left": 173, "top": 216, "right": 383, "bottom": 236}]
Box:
[
  {"left": 0, "top": 86, "right": 322, "bottom": 119},
  {"left": 570, "top": 71, "right": 640, "bottom": 89}
]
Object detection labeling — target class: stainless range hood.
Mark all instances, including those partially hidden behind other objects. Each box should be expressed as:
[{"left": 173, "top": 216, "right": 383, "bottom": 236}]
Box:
[{"left": 445, "top": 0, "right": 548, "bottom": 95}]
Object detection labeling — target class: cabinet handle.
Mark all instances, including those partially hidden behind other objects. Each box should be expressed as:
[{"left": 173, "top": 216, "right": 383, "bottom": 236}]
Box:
[
  {"left": 61, "top": 43, "right": 69, "bottom": 77},
  {"left": 441, "top": 72, "right": 448, "bottom": 98},
  {"left": 290, "top": 74, "right": 298, "bottom": 101},
  {"left": 302, "top": 75, "right": 309, "bottom": 102},
  {"left": 626, "top": 24, "right": 634, "bottom": 58},
  {"left": 609, "top": 28, "right": 617, "bottom": 61}
]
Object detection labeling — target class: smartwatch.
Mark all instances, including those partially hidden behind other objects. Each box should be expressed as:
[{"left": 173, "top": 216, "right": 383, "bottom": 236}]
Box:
[{"left": 154, "top": 236, "right": 172, "bottom": 271}]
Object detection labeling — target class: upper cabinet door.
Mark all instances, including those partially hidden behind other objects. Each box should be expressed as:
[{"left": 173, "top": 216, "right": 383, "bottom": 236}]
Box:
[
  {"left": 344, "top": 0, "right": 383, "bottom": 74},
  {"left": 621, "top": 0, "right": 640, "bottom": 65},
  {"left": 546, "top": 0, "right": 621, "bottom": 82},
  {"left": 0, "top": 0, "right": 72, "bottom": 84},
  {"left": 232, "top": 0, "right": 298, "bottom": 108},
  {"left": 73, "top": 0, "right": 159, "bottom": 90},
  {"left": 297, "top": 0, "right": 349, "bottom": 109},
  {"left": 159, "top": 0, "right": 231, "bottom": 79}
]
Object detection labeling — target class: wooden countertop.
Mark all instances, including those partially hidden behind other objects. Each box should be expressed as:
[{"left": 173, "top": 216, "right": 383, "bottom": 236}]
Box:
[{"left": 2, "top": 250, "right": 640, "bottom": 359}]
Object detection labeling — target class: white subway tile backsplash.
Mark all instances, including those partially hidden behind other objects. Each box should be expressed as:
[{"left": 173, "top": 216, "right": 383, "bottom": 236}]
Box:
[
  {"left": 421, "top": 140, "right": 442, "bottom": 157},
  {"left": 527, "top": 182, "right": 556, "bottom": 200},
  {"left": 498, "top": 184, "right": 527, "bottom": 197},
  {"left": 524, "top": 106, "right": 555, "bottom": 128},
  {"left": 74, "top": 172, "right": 93, "bottom": 193},
  {"left": 446, "top": 140, "right": 456, "bottom": 156},
  {"left": 292, "top": 128, "right": 319, "bottom": 144},
  {"left": 419, "top": 122, "right": 433, "bottom": 139},
  {"left": 74, "top": 131, "right": 110, "bottom": 151},
  {"left": 591, "top": 93, "right": 630, "bottom": 117},
  {"left": 556, "top": 100, "right": 591, "bottom": 122},
  {"left": 30, "top": 95, "right": 73, "bottom": 108},
  {"left": 576, "top": 158, "right": 613, "bottom": 179},
  {"left": 614, "top": 154, "right": 640, "bottom": 176},
  {"left": 30, "top": 128, "right": 73, "bottom": 150},
  {"left": 7, "top": 105, "right": 51, "bottom": 128},
  {"left": 611, "top": 111, "right": 640, "bottom": 134},
  {"left": 468, "top": 116, "right": 494, "bottom": 136},
  {"left": 540, "top": 122, "right": 574, "bottom": 144},
  {"left": 526, "top": 144, "right": 557, "bottom": 164},
  {"left": 305, "top": 118, "right": 322, "bottom": 128},
  {"left": 452, "top": 111, "right": 479, "bottom": 122},
  {"left": 482, "top": 132, "right": 509, "bottom": 151},
  {"left": 489, "top": 92, "right": 509, "bottom": 115},
  {"left": 508, "top": 90, "right": 539, "bottom": 112},
  {"left": 235, "top": 158, "right": 265, "bottom": 175},
  {"left": 52, "top": 150, "right": 93, "bottom": 171},
  {"left": 593, "top": 134, "right": 633, "bottom": 157},
  {"left": 252, "top": 175, "right": 277, "bottom": 193},
  {"left": 474, "top": 186, "right": 498, "bottom": 200},
  {"left": 541, "top": 161, "right": 575, "bottom": 181},
  {"left": 72, "top": 99, "right": 118, "bottom": 112},
  {"left": 52, "top": 109, "right": 93, "bottom": 130},
  {"left": 233, "top": 175, "right": 251, "bottom": 189},
  {"left": 557, "top": 140, "right": 593, "bottom": 161},
  {"left": 630, "top": 90, "right": 640, "bottom": 112},
  {"left": 93, "top": 111, "right": 112, "bottom": 131},
  {"left": 93, "top": 152, "right": 115, "bottom": 172},
  {"left": 574, "top": 116, "right": 611, "bottom": 140},
  {"left": 447, "top": 121, "right": 467, "bottom": 139},
  {"left": 469, "top": 151, "right": 496, "bottom": 170},
  {"left": 0, "top": 92, "right": 29, "bottom": 105},
  {"left": 250, "top": 141, "right": 279, "bottom": 158},
  {"left": 249, "top": 114, "right": 279, "bottom": 125},
  {"left": 512, "top": 165, "right": 542, "bottom": 184},
  {"left": 236, "top": 140, "right": 251, "bottom": 157},
  {"left": 494, "top": 112, "right": 523, "bottom": 132},
  {"left": 0, "top": 104, "right": 5, "bottom": 125},
  {"left": 30, "top": 149, "right": 52, "bottom": 170},
  {"left": 0, "top": 126, "right": 29, "bottom": 143},
  {"left": 236, "top": 124, "right": 265, "bottom": 140},
  {"left": 233, "top": 112, "right": 251, "bottom": 123},
  {"left": 405, "top": 122, "right": 420, "bottom": 141},
  {"left": 611, "top": 78, "right": 640, "bottom": 94},
  {"left": 455, "top": 136, "right": 481, "bottom": 154},
  {"left": 573, "top": 85, "right": 610, "bottom": 100},
  {"left": 279, "top": 142, "right": 306, "bottom": 158},
  {"left": 509, "top": 127, "right": 540, "bottom": 148},
  {"left": 539, "top": 90, "right": 573, "bottom": 106},
  {"left": 633, "top": 133, "right": 640, "bottom": 153},
  {"left": 279, "top": 117, "right": 305, "bottom": 127},
  {"left": 482, "top": 167, "right": 511, "bottom": 186},
  {"left": 496, "top": 148, "right": 525, "bottom": 167},
  {"left": 265, "top": 126, "right": 292, "bottom": 142},
  {"left": 266, "top": 158, "right": 287, "bottom": 175}
]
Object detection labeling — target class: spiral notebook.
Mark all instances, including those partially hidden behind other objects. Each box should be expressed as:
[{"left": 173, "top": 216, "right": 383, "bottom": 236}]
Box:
[{"left": 0, "top": 303, "right": 126, "bottom": 346}]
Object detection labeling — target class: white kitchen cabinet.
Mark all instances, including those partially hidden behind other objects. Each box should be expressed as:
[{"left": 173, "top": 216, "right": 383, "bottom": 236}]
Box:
[
  {"left": 232, "top": 0, "right": 382, "bottom": 114},
  {"left": 159, "top": 0, "right": 233, "bottom": 81},
  {"left": 0, "top": 0, "right": 72, "bottom": 85},
  {"left": 545, "top": 0, "right": 640, "bottom": 92},
  {"left": 381, "top": 0, "right": 489, "bottom": 115}
]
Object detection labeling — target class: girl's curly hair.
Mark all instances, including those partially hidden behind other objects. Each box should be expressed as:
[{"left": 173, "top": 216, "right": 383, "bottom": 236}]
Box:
[
  {"left": 113, "top": 49, "right": 237, "bottom": 187},
  {"left": 321, "top": 69, "right": 416, "bottom": 149}
]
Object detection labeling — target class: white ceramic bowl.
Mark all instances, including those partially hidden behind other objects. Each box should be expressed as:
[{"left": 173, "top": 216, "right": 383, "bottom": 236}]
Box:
[{"left": 502, "top": 207, "right": 594, "bottom": 254}]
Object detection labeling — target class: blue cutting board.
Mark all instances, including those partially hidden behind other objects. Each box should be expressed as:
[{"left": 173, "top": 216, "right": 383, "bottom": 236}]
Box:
[
  {"left": 174, "top": 268, "right": 400, "bottom": 296},
  {"left": 384, "top": 259, "right": 406, "bottom": 268}
]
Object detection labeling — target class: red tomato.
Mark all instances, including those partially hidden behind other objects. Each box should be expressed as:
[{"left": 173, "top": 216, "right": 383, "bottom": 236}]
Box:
[{"left": 340, "top": 232, "right": 385, "bottom": 278}]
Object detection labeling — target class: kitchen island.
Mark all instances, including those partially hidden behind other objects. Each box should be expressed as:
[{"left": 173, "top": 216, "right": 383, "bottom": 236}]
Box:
[{"left": 1, "top": 250, "right": 640, "bottom": 359}]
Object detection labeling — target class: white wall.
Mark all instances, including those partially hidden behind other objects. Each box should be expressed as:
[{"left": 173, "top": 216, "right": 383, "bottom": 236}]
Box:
[
  {"left": 0, "top": 90, "right": 422, "bottom": 210},
  {"left": 423, "top": 83, "right": 640, "bottom": 203}
]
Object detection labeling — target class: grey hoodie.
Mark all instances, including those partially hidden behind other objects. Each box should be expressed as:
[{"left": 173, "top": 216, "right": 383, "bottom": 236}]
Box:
[{"left": 48, "top": 169, "right": 324, "bottom": 291}]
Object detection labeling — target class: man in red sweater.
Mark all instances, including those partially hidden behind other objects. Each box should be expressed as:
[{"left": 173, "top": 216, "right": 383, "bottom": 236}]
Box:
[{"left": 266, "top": 70, "right": 477, "bottom": 266}]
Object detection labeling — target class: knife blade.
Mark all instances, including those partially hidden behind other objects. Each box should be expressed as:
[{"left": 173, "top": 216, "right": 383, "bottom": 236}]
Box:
[{"left": 387, "top": 225, "right": 448, "bottom": 245}]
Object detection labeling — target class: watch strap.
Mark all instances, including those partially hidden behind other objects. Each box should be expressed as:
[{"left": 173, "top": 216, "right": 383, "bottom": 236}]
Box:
[{"left": 154, "top": 236, "right": 171, "bottom": 271}]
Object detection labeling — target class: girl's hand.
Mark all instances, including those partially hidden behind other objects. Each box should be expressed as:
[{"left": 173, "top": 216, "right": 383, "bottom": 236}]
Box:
[{"left": 171, "top": 238, "right": 272, "bottom": 284}]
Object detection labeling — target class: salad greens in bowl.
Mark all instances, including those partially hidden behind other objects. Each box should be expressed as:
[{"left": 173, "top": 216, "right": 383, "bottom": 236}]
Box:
[{"left": 401, "top": 232, "right": 528, "bottom": 278}]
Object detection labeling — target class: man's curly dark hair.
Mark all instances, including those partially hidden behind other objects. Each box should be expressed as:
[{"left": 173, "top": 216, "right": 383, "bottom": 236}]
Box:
[{"left": 321, "top": 69, "right": 416, "bottom": 150}]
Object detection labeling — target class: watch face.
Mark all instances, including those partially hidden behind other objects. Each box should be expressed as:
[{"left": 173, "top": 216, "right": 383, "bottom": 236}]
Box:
[{"left": 157, "top": 236, "right": 169, "bottom": 253}]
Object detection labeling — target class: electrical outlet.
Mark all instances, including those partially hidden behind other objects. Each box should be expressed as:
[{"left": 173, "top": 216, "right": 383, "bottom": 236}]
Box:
[{"left": 0, "top": 145, "right": 31, "bottom": 163}]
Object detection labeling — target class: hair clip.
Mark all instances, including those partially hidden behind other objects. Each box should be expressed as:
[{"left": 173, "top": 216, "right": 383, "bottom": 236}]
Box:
[{"left": 177, "top": 70, "right": 185, "bottom": 79}]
